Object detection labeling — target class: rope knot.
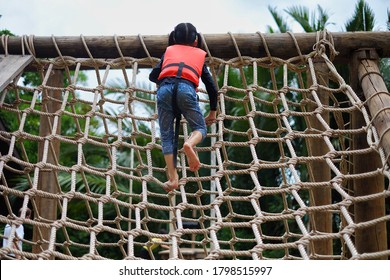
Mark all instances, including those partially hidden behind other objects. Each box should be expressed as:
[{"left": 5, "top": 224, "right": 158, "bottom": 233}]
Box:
[
  {"left": 246, "top": 111, "right": 256, "bottom": 118},
  {"left": 64, "top": 191, "right": 76, "bottom": 200},
  {"left": 248, "top": 161, "right": 260, "bottom": 172},
  {"left": 77, "top": 137, "right": 87, "bottom": 144},
  {"left": 92, "top": 224, "right": 104, "bottom": 233},
  {"left": 25, "top": 188, "right": 37, "bottom": 197},
  {"left": 98, "top": 195, "right": 111, "bottom": 204},
  {"left": 35, "top": 162, "right": 46, "bottom": 169},
  {"left": 105, "top": 169, "right": 117, "bottom": 177},
  {"left": 71, "top": 164, "right": 82, "bottom": 172},
  {"left": 175, "top": 203, "right": 188, "bottom": 211},
  {"left": 0, "top": 154, "right": 12, "bottom": 162},
  {"left": 66, "top": 85, "right": 76, "bottom": 92},
  {"left": 142, "top": 174, "right": 154, "bottom": 182},
  {"left": 52, "top": 220, "right": 64, "bottom": 229},
  {"left": 313, "top": 30, "right": 339, "bottom": 61},
  {"left": 287, "top": 157, "right": 298, "bottom": 165}
]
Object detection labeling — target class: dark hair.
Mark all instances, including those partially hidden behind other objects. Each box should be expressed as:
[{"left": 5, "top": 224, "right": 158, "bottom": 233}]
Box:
[
  {"left": 18, "top": 207, "right": 31, "bottom": 218},
  {"left": 169, "top": 23, "right": 202, "bottom": 47}
]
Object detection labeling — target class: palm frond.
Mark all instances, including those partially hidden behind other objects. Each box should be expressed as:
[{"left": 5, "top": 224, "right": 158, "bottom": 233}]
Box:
[
  {"left": 285, "top": 4, "right": 334, "bottom": 32},
  {"left": 313, "top": 5, "right": 334, "bottom": 30},
  {"left": 267, "top": 5, "right": 290, "bottom": 33},
  {"left": 285, "top": 5, "right": 313, "bottom": 32}
]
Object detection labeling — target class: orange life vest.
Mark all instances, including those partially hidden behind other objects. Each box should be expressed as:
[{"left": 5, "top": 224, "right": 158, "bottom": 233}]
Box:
[{"left": 158, "top": 45, "right": 206, "bottom": 86}]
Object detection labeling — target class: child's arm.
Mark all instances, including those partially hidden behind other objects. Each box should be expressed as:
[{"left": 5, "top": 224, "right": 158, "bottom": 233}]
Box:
[
  {"left": 201, "top": 65, "right": 218, "bottom": 126},
  {"left": 201, "top": 65, "right": 218, "bottom": 110},
  {"left": 149, "top": 54, "right": 165, "bottom": 83}
]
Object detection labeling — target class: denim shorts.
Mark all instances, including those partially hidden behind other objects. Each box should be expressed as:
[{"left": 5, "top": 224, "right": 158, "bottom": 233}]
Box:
[{"left": 157, "top": 81, "right": 206, "bottom": 155}]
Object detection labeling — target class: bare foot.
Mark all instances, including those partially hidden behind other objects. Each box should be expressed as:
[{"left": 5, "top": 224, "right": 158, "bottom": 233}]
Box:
[
  {"left": 183, "top": 142, "right": 200, "bottom": 171},
  {"left": 164, "top": 174, "right": 179, "bottom": 192}
]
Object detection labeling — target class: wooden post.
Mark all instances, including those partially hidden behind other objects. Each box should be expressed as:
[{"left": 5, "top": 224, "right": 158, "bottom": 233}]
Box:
[
  {"left": 32, "top": 69, "right": 63, "bottom": 256},
  {"left": 306, "top": 59, "right": 332, "bottom": 258},
  {"left": 357, "top": 49, "right": 390, "bottom": 162},
  {"left": 351, "top": 49, "right": 387, "bottom": 258}
]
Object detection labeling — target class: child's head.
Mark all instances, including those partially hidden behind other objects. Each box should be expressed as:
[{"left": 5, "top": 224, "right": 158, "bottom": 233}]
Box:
[
  {"left": 169, "top": 23, "right": 201, "bottom": 47},
  {"left": 18, "top": 207, "right": 31, "bottom": 219}
]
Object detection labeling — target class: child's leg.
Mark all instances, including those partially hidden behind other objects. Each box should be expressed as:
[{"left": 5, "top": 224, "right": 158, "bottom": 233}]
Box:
[
  {"left": 164, "top": 153, "right": 179, "bottom": 191},
  {"left": 176, "top": 82, "right": 207, "bottom": 172},
  {"left": 183, "top": 130, "right": 202, "bottom": 171},
  {"left": 157, "top": 83, "right": 179, "bottom": 191}
]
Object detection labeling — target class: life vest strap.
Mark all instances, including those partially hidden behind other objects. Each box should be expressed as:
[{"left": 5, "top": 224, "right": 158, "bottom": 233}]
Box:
[{"left": 162, "top": 62, "right": 200, "bottom": 78}]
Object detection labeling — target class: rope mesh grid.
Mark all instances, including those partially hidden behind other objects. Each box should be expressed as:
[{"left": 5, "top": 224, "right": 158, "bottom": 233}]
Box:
[{"left": 0, "top": 32, "right": 389, "bottom": 260}]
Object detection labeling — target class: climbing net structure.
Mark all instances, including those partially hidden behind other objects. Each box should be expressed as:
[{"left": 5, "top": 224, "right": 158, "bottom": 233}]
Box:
[{"left": 0, "top": 31, "right": 389, "bottom": 260}]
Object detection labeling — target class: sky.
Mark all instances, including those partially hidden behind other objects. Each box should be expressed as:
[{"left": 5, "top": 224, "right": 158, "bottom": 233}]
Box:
[{"left": 0, "top": 0, "right": 389, "bottom": 37}]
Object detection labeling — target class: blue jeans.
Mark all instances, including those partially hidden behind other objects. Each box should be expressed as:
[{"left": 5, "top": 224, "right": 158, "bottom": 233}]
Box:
[{"left": 157, "top": 81, "right": 206, "bottom": 155}]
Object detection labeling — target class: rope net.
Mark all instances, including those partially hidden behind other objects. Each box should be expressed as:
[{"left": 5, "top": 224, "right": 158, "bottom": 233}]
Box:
[{"left": 0, "top": 31, "right": 389, "bottom": 260}]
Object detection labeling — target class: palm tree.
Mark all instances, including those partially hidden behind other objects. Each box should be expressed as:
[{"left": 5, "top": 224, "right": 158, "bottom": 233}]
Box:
[
  {"left": 267, "top": 4, "right": 335, "bottom": 32},
  {"left": 267, "top": 5, "right": 334, "bottom": 33},
  {"left": 284, "top": 5, "right": 334, "bottom": 32},
  {"left": 345, "top": 0, "right": 375, "bottom": 31},
  {"left": 344, "top": 1, "right": 389, "bottom": 93}
]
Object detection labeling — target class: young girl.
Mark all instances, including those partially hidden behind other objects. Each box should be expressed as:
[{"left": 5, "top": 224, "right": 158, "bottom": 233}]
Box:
[{"left": 149, "top": 23, "right": 218, "bottom": 191}]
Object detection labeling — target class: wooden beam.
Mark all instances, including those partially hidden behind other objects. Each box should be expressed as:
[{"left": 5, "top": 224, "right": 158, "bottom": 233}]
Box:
[
  {"left": 1, "top": 32, "right": 389, "bottom": 64},
  {"left": 0, "top": 55, "right": 33, "bottom": 92}
]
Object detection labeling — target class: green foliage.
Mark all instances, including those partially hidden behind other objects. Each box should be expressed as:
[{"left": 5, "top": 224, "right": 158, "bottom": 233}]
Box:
[
  {"left": 0, "top": 29, "right": 13, "bottom": 36},
  {"left": 345, "top": 0, "right": 375, "bottom": 31}
]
